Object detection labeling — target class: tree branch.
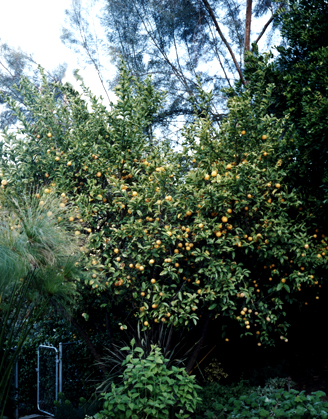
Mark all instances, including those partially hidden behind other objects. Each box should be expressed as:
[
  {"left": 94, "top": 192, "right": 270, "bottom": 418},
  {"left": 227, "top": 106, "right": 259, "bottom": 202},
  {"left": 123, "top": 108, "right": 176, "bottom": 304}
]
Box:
[
  {"left": 200, "top": 0, "right": 246, "bottom": 85},
  {"left": 251, "top": 15, "right": 274, "bottom": 50}
]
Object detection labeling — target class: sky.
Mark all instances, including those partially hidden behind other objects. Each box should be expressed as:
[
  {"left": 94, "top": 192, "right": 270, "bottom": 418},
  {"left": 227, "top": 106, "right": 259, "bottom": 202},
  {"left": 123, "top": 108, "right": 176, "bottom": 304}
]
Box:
[{"left": 0, "top": 0, "right": 113, "bottom": 104}]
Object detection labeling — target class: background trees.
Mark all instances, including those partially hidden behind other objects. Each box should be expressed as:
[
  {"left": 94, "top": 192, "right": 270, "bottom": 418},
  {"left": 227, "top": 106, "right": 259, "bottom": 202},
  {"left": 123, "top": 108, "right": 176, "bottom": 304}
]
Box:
[
  {"left": 0, "top": 42, "right": 67, "bottom": 130},
  {"left": 61, "top": 0, "right": 285, "bottom": 138}
]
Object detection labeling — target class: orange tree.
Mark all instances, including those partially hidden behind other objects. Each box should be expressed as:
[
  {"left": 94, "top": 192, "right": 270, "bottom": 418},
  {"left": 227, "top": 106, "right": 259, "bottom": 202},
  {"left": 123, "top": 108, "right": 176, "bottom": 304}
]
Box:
[{"left": 1, "top": 63, "right": 327, "bottom": 372}]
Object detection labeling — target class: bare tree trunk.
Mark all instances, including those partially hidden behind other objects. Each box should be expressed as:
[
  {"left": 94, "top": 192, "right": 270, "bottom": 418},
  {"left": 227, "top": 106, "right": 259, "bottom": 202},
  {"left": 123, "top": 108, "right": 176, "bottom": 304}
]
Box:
[
  {"left": 244, "top": 0, "right": 253, "bottom": 53},
  {"left": 186, "top": 313, "right": 211, "bottom": 374}
]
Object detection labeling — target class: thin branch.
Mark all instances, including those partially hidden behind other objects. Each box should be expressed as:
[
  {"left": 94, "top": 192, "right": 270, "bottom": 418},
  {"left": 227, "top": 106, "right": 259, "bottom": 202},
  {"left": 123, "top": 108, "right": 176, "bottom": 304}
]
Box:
[
  {"left": 200, "top": 0, "right": 246, "bottom": 85},
  {"left": 251, "top": 15, "right": 274, "bottom": 50},
  {"left": 205, "top": 16, "right": 232, "bottom": 88},
  {"left": 72, "top": 0, "right": 111, "bottom": 104},
  {"left": 134, "top": 0, "right": 195, "bottom": 95}
]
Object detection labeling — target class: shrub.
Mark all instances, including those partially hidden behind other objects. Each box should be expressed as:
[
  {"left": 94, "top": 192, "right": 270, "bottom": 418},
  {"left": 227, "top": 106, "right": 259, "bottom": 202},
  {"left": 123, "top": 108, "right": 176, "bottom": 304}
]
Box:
[
  {"left": 93, "top": 339, "right": 202, "bottom": 419},
  {"left": 195, "top": 376, "right": 297, "bottom": 418},
  {"left": 205, "top": 389, "right": 328, "bottom": 418},
  {"left": 194, "top": 379, "right": 256, "bottom": 418}
]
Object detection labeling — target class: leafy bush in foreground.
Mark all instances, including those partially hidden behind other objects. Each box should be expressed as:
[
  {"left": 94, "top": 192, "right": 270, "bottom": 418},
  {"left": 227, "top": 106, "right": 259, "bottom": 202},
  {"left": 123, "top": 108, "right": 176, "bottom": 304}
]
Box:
[{"left": 93, "top": 339, "right": 201, "bottom": 419}]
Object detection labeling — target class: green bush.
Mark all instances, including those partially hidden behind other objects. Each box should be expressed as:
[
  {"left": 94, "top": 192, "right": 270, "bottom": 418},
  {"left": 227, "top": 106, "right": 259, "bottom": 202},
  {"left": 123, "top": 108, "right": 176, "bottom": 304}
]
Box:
[
  {"left": 205, "top": 389, "right": 328, "bottom": 418},
  {"left": 194, "top": 380, "right": 257, "bottom": 418},
  {"left": 93, "top": 339, "right": 202, "bottom": 419},
  {"left": 54, "top": 392, "right": 99, "bottom": 419}
]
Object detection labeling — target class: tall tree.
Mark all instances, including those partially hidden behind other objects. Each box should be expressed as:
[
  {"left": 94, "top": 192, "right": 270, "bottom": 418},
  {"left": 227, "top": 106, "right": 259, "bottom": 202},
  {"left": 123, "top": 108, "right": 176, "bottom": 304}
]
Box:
[{"left": 61, "top": 0, "right": 285, "bottom": 139}]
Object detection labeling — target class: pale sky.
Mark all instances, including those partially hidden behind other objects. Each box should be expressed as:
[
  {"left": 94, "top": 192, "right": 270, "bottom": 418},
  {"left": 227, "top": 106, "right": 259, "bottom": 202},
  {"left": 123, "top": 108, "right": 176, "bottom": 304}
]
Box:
[{"left": 0, "top": 0, "right": 113, "bottom": 104}]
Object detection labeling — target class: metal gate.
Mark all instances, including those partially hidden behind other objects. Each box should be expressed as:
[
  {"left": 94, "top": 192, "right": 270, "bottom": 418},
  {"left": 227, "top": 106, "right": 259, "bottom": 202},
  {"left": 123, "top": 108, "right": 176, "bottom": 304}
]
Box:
[
  {"left": 36, "top": 342, "right": 77, "bottom": 416},
  {"left": 37, "top": 344, "right": 59, "bottom": 416}
]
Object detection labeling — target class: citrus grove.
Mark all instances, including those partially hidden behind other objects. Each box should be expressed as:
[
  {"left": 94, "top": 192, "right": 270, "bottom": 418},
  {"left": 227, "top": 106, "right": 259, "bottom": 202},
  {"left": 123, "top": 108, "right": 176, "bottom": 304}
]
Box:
[{"left": 1, "top": 63, "right": 327, "bottom": 371}]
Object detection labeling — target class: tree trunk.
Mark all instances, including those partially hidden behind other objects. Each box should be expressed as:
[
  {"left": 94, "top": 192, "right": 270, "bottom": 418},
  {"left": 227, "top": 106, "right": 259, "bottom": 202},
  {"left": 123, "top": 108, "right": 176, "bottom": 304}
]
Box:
[
  {"left": 244, "top": 0, "right": 253, "bottom": 52},
  {"left": 186, "top": 313, "right": 211, "bottom": 374}
]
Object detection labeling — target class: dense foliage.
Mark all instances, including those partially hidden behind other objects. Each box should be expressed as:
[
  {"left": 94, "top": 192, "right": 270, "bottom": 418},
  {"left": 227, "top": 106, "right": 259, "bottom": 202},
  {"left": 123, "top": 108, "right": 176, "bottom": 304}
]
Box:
[
  {"left": 243, "top": 0, "right": 328, "bottom": 200},
  {"left": 206, "top": 389, "right": 328, "bottom": 418}
]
